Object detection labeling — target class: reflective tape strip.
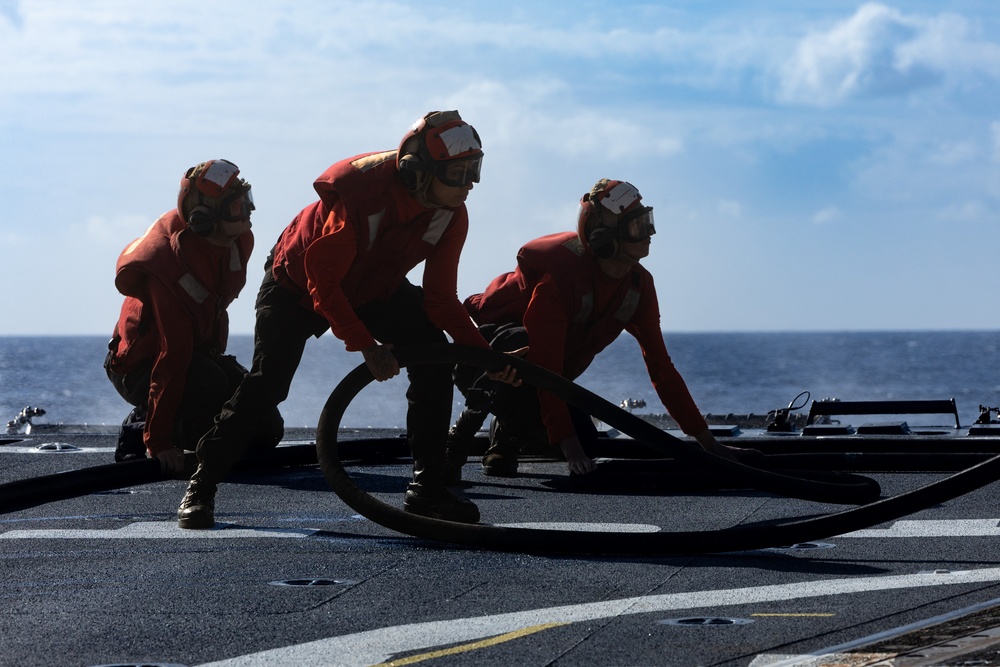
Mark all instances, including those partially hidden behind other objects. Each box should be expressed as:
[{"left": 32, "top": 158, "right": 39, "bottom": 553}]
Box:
[
  {"left": 228, "top": 244, "right": 242, "bottom": 271},
  {"left": 575, "top": 293, "right": 593, "bottom": 324},
  {"left": 178, "top": 273, "right": 209, "bottom": 303},
  {"left": 614, "top": 288, "right": 640, "bottom": 322},
  {"left": 367, "top": 210, "right": 385, "bottom": 250},
  {"left": 422, "top": 209, "right": 454, "bottom": 246},
  {"left": 439, "top": 124, "right": 481, "bottom": 156}
]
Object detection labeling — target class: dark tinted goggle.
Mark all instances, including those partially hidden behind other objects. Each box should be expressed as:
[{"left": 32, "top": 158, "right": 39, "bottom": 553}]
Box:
[
  {"left": 619, "top": 207, "right": 655, "bottom": 242},
  {"left": 435, "top": 156, "right": 483, "bottom": 188},
  {"left": 219, "top": 185, "right": 255, "bottom": 222}
]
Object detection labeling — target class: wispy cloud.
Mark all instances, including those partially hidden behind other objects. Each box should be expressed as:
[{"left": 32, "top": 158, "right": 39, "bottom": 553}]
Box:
[
  {"left": 777, "top": 3, "right": 1000, "bottom": 106},
  {"left": 812, "top": 206, "right": 842, "bottom": 225},
  {"left": 1, "top": 1, "right": 998, "bottom": 334}
]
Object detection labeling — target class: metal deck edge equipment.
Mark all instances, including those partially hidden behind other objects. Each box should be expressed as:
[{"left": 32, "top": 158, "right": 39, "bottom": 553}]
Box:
[{"left": 314, "top": 344, "right": 1000, "bottom": 556}]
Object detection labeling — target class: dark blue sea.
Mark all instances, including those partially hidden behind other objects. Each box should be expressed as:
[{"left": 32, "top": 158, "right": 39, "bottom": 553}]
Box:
[{"left": 1, "top": 331, "right": 999, "bottom": 430}]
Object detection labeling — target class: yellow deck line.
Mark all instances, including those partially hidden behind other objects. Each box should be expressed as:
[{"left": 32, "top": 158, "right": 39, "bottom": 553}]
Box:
[{"left": 369, "top": 622, "right": 568, "bottom": 667}]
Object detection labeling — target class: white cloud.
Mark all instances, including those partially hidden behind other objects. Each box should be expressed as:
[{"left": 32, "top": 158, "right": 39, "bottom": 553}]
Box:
[
  {"left": 717, "top": 199, "right": 743, "bottom": 218},
  {"left": 993, "top": 121, "right": 1000, "bottom": 162},
  {"left": 812, "top": 206, "right": 842, "bottom": 225},
  {"left": 778, "top": 3, "right": 1000, "bottom": 106},
  {"left": 934, "top": 200, "right": 989, "bottom": 222}
]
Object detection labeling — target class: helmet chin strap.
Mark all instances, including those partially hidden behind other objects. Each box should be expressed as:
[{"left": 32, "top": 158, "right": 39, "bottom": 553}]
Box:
[
  {"left": 412, "top": 176, "right": 438, "bottom": 208},
  {"left": 616, "top": 251, "right": 641, "bottom": 266},
  {"left": 597, "top": 249, "right": 640, "bottom": 279}
]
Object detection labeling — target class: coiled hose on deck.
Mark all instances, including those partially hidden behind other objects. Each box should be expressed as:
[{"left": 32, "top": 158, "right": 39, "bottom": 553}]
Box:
[{"left": 315, "top": 344, "right": 1000, "bottom": 555}]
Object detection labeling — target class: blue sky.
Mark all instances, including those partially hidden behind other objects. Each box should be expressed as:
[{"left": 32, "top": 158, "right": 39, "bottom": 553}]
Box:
[{"left": 1, "top": 0, "right": 998, "bottom": 335}]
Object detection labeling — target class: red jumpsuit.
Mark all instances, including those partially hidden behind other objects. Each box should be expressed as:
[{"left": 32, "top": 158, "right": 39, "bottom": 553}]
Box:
[
  {"left": 466, "top": 232, "right": 708, "bottom": 445},
  {"left": 107, "top": 210, "right": 253, "bottom": 457},
  {"left": 270, "top": 151, "right": 487, "bottom": 351}
]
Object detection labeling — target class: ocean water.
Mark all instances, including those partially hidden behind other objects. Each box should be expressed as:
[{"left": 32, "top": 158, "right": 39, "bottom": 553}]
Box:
[{"left": 1, "top": 331, "right": 999, "bottom": 431}]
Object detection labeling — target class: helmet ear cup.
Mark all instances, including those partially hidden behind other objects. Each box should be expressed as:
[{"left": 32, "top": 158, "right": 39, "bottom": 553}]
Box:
[
  {"left": 188, "top": 205, "right": 216, "bottom": 237},
  {"left": 397, "top": 153, "right": 425, "bottom": 190},
  {"left": 588, "top": 226, "right": 618, "bottom": 260}
]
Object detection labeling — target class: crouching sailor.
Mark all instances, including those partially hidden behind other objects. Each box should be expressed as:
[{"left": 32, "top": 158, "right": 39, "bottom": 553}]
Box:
[
  {"left": 105, "top": 160, "right": 283, "bottom": 474},
  {"left": 448, "top": 179, "right": 748, "bottom": 480}
]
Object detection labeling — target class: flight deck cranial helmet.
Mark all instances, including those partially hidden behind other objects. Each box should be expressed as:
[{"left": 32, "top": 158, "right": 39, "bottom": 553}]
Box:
[
  {"left": 177, "top": 159, "right": 255, "bottom": 237},
  {"left": 577, "top": 179, "right": 655, "bottom": 260},
  {"left": 396, "top": 110, "right": 483, "bottom": 202}
]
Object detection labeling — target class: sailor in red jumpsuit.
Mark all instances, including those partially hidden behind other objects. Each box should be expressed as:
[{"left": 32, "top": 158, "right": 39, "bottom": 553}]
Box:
[
  {"left": 449, "top": 179, "right": 741, "bottom": 478},
  {"left": 106, "top": 160, "right": 282, "bottom": 474},
  {"left": 177, "top": 111, "right": 517, "bottom": 529}
]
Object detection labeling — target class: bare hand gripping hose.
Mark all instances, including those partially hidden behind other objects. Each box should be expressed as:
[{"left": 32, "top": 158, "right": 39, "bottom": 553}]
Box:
[{"left": 315, "top": 344, "right": 1000, "bottom": 555}]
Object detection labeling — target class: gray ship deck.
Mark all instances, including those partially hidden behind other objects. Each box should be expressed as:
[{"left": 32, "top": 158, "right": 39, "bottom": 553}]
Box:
[{"left": 3, "top": 424, "right": 1000, "bottom": 667}]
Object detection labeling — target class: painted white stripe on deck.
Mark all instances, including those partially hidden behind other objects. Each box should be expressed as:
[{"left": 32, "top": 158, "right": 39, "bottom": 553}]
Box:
[
  {"left": 0, "top": 521, "right": 316, "bottom": 539},
  {"left": 197, "top": 567, "right": 1000, "bottom": 667},
  {"left": 839, "top": 518, "right": 1000, "bottom": 538},
  {"left": 0, "top": 446, "right": 115, "bottom": 454},
  {"left": 495, "top": 522, "right": 661, "bottom": 532}
]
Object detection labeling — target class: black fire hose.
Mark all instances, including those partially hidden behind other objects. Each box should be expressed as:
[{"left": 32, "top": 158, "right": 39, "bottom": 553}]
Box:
[
  {"left": 0, "top": 445, "right": 327, "bottom": 515},
  {"left": 0, "top": 456, "right": 168, "bottom": 513},
  {"left": 315, "top": 344, "right": 1000, "bottom": 555}
]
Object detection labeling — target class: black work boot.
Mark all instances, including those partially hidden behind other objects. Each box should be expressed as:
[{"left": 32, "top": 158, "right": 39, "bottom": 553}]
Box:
[
  {"left": 177, "top": 413, "right": 253, "bottom": 530},
  {"left": 177, "top": 472, "right": 217, "bottom": 530},
  {"left": 403, "top": 483, "right": 480, "bottom": 523},
  {"left": 482, "top": 418, "right": 522, "bottom": 477},
  {"left": 406, "top": 437, "right": 480, "bottom": 523}
]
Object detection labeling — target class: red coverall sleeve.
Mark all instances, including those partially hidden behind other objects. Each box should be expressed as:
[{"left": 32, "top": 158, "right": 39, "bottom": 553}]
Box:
[
  {"left": 143, "top": 279, "right": 195, "bottom": 457},
  {"left": 421, "top": 216, "right": 489, "bottom": 349},
  {"left": 627, "top": 286, "right": 709, "bottom": 436},
  {"left": 302, "top": 204, "right": 377, "bottom": 352},
  {"left": 522, "top": 275, "right": 577, "bottom": 444}
]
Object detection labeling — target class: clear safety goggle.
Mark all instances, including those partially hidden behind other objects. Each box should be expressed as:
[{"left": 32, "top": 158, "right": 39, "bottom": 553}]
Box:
[
  {"left": 219, "top": 185, "right": 255, "bottom": 222},
  {"left": 619, "top": 207, "right": 655, "bottom": 242},
  {"left": 435, "top": 156, "right": 483, "bottom": 188}
]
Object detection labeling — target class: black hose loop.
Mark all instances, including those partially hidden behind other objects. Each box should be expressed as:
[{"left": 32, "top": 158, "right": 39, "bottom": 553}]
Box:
[
  {"left": 314, "top": 344, "right": 1000, "bottom": 555},
  {"left": 391, "top": 344, "right": 880, "bottom": 504}
]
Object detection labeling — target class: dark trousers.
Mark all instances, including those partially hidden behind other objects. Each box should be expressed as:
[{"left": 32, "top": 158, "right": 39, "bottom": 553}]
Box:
[
  {"left": 195, "top": 260, "right": 454, "bottom": 487},
  {"left": 453, "top": 324, "right": 599, "bottom": 453},
  {"left": 106, "top": 350, "right": 283, "bottom": 453}
]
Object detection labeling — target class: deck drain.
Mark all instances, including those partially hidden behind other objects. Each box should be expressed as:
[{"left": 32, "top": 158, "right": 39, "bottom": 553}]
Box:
[
  {"left": 659, "top": 617, "right": 754, "bottom": 626},
  {"left": 34, "top": 442, "right": 82, "bottom": 452},
  {"left": 269, "top": 578, "right": 354, "bottom": 587}
]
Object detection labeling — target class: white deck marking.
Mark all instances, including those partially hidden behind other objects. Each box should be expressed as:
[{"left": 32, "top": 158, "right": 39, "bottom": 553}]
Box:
[
  {"left": 494, "top": 522, "right": 661, "bottom": 532},
  {"left": 839, "top": 518, "right": 1000, "bottom": 538},
  {"left": 2, "top": 518, "right": 995, "bottom": 540},
  {"left": 0, "top": 521, "right": 316, "bottom": 539},
  {"left": 197, "top": 567, "right": 1000, "bottom": 667},
  {"left": 0, "top": 446, "right": 115, "bottom": 454}
]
